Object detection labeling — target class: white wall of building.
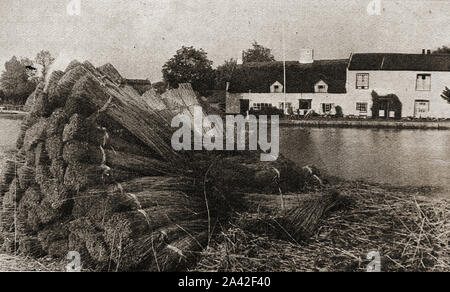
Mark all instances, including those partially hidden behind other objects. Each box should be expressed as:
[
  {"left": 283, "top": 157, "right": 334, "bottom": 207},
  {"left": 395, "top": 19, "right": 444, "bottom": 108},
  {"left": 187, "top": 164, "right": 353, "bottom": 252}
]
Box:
[
  {"left": 226, "top": 68, "right": 450, "bottom": 119},
  {"left": 346, "top": 70, "right": 450, "bottom": 118},
  {"left": 226, "top": 92, "right": 363, "bottom": 115}
]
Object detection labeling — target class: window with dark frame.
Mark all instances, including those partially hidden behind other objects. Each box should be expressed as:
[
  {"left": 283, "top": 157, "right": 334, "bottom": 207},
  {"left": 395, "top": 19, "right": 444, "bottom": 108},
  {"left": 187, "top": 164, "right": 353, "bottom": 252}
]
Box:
[
  {"left": 253, "top": 103, "right": 273, "bottom": 111},
  {"left": 317, "top": 84, "right": 327, "bottom": 93},
  {"left": 356, "top": 102, "right": 368, "bottom": 113},
  {"left": 322, "top": 103, "right": 333, "bottom": 113},
  {"left": 299, "top": 100, "right": 312, "bottom": 110},
  {"left": 416, "top": 74, "right": 431, "bottom": 91},
  {"left": 415, "top": 101, "right": 430, "bottom": 113},
  {"left": 356, "top": 73, "right": 369, "bottom": 89}
]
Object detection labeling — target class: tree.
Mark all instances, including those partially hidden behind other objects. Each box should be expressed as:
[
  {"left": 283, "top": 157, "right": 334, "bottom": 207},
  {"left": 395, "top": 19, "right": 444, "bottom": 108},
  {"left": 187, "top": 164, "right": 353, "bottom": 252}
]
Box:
[
  {"left": 35, "top": 50, "right": 55, "bottom": 79},
  {"left": 215, "top": 58, "right": 237, "bottom": 90},
  {"left": 0, "top": 89, "right": 4, "bottom": 104},
  {"left": 243, "top": 41, "right": 276, "bottom": 63},
  {"left": 0, "top": 56, "right": 37, "bottom": 104},
  {"left": 441, "top": 87, "right": 450, "bottom": 103},
  {"left": 432, "top": 46, "right": 450, "bottom": 55},
  {"left": 162, "top": 46, "right": 215, "bottom": 92}
]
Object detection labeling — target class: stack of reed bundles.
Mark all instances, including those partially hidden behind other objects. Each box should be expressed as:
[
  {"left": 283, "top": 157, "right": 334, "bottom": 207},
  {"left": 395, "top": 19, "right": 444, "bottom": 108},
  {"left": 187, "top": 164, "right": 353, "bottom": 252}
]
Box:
[{"left": 0, "top": 60, "right": 337, "bottom": 271}]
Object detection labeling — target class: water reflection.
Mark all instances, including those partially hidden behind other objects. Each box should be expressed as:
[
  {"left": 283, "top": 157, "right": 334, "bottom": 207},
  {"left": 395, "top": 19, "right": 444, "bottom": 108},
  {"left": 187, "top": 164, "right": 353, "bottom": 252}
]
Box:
[
  {"left": 0, "top": 117, "right": 22, "bottom": 170},
  {"left": 1, "top": 117, "right": 449, "bottom": 193},
  {"left": 281, "top": 127, "right": 450, "bottom": 190}
]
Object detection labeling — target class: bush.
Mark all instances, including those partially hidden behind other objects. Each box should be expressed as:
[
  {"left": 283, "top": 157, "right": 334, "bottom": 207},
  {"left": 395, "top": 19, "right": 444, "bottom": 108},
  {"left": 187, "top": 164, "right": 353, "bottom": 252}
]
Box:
[
  {"left": 371, "top": 91, "right": 402, "bottom": 119},
  {"left": 335, "top": 106, "right": 343, "bottom": 118}
]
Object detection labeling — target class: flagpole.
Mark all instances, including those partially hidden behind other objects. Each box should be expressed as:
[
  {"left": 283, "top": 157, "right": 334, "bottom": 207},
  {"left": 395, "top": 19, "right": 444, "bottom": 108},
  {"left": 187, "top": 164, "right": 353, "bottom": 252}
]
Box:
[{"left": 282, "top": 16, "right": 287, "bottom": 115}]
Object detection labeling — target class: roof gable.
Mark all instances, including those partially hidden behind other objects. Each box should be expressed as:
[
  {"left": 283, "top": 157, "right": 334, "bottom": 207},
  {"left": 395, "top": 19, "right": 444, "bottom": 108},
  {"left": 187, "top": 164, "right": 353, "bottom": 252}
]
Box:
[
  {"left": 270, "top": 81, "right": 284, "bottom": 93},
  {"left": 271, "top": 81, "right": 283, "bottom": 86}
]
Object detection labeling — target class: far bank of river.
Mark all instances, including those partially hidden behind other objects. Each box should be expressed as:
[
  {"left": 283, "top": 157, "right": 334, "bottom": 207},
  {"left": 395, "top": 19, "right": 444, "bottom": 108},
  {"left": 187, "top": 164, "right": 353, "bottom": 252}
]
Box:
[{"left": 281, "top": 118, "right": 450, "bottom": 130}]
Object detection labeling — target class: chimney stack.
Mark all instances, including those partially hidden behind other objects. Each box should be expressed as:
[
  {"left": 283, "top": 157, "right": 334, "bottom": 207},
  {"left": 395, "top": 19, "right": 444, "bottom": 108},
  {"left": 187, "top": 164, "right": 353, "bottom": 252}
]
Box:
[
  {"left": 422, "top": 49, "right": 426, "bottom": 54},
  {"left": 299, "top": 49, "right": 314, "bottom": 64},
  {"left": 427, "top": 49, "right": 431, "bottom": 55},
  {"left": 237, "top": 50, "right": 244, "bottom": 65}
]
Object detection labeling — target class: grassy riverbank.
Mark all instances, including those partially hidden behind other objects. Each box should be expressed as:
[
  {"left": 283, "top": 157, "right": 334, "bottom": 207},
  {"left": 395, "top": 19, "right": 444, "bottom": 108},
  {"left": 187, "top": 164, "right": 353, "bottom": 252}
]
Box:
[{"left": 194, "top": 180, "right": 449, "bottom": 272}]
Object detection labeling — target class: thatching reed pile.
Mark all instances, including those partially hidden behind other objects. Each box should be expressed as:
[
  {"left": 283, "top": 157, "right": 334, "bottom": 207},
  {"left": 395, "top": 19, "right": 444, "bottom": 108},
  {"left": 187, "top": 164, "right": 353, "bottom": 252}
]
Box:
[{"left": 0, "top": 61, "right": 333, "bottom": 271}]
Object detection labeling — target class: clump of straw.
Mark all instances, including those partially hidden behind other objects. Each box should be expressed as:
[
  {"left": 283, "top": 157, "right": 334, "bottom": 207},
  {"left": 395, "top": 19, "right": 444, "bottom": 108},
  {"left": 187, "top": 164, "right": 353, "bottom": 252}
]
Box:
[{"left": 194, "top": 182, "right": 449, "bottom": 272}]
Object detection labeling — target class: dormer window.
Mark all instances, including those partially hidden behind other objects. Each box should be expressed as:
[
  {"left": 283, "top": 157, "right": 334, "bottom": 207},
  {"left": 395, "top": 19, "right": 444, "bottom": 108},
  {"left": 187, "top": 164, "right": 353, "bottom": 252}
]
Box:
[
  {"left": 314, "top": 80, "right": 328, "bottom": 93},
  {"left": 270, "top": 81, "right": 283, "bottom": 93}
]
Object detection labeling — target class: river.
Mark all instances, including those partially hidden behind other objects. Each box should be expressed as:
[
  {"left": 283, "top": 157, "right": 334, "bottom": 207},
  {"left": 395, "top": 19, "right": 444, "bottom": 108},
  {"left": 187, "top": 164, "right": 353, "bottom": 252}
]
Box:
[
  {"left": 1, "top": 116, "right": 449, "bottom": 193},
  {"left": 280, "top": 127, "right": 450, "bottom": 192},
  {"left": 0, "top": 116, "right": 22, "bottom": 170}
]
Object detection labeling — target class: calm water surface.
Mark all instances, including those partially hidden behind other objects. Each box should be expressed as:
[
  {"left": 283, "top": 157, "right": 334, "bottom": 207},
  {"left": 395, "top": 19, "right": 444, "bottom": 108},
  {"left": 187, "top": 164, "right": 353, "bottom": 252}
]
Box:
[
  {"left": 281, "top": 127, "right": 450, "bottom": 192},
  {"left": 0, "top": 116, "right": 22, "bottom": 169},
  {"left": 1, "top": 117, "right": 449, "bottom": 194}
]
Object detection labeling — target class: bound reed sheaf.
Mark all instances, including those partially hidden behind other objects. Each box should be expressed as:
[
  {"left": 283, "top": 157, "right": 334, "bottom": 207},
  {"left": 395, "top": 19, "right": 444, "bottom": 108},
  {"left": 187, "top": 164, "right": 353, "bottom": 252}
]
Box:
[{"left": 0, "top": 61, "right": 328, "bottom": 271}]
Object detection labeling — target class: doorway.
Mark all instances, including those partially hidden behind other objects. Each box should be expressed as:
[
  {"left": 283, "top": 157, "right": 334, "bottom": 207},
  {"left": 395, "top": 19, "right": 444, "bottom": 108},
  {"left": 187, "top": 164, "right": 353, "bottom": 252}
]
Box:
[{"left": 239, "top": 99, "right": 250, "bottom": 115}]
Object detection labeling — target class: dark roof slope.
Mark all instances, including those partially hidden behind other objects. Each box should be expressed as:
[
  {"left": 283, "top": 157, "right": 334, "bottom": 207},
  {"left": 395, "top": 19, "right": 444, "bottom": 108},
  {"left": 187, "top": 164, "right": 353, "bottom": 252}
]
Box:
[
  {"left": 349, "top": 53, "right": 450, "bottom": 71},
  {"left": 229, "top": 59, "right": 348, "bottom": 93},
  {"left": 122, "top": 79, "right": 151, "bottom": 85},
  {"left": 203, "top": 90, "right": 226, "bottom": 103},
  {"left": 120, "top": 79, "right": 152, "bottom": 95}
]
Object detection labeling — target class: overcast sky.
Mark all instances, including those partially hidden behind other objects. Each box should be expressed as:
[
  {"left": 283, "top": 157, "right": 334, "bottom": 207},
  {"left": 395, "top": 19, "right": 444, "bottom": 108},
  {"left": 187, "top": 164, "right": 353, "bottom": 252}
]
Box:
[{"left": 1, "top": 0, "right": 449, "bottom": 81}]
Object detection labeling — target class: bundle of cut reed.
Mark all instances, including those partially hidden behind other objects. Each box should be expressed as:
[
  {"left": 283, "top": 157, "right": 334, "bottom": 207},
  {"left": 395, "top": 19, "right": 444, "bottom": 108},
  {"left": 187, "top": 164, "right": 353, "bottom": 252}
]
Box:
[
  {"left": 237, "top": 191, "right": 341, "bottom": 242},
  {"left": 0, "top": 160, "right": 17, "bottom": 196},
  {"left": 0, "top": 60, "right": 323, "bottom": 271}
]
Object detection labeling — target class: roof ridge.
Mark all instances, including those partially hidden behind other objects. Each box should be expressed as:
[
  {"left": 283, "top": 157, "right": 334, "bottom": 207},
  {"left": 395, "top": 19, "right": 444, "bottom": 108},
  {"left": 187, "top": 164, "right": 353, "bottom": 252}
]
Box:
[
  {"left": 353, "top": 52, "right": 450, "bottom": 57},
  {"left": 349, "top": 53, "right": 450, "bottom": 71}
]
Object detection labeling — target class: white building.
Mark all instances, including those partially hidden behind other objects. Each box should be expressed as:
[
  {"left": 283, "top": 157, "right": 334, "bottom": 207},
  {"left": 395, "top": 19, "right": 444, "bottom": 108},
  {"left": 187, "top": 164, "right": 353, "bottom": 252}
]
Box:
[
  {"left": 346, "top": 52, "right": 450, "bottom": 119},
  {"left": 226, "top": 50, "right": 450, "bottom": 119}
]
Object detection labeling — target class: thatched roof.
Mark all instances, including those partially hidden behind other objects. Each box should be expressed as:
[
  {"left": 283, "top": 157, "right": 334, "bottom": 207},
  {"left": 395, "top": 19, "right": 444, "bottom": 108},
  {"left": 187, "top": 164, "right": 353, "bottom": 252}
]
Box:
[
  {"left": 120, "top": 79, "right": 152, "bottom": 95},
  {"left": 349, "top": 53, "right": 450, "bottom": 71},
  {"left": 203, "top": 90, "right": 226, "bottom": 103},
  {"left": 229, "top": 59, "right": 348, "bottom": 94},
  {"left": 121, "top": 79, "right": 151, "bottom": 85}
]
